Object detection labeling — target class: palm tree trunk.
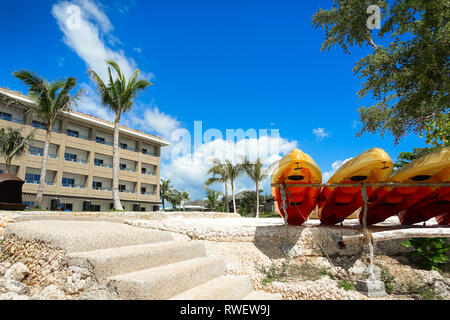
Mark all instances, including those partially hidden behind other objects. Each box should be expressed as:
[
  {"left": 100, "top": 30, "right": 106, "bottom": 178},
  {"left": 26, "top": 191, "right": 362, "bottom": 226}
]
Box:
[
  {"left": 231, "top": 180, "right": 237, "bottom": 213},
  {"left": 162, "top": 198, "right": 165, "bottom": 210},
  {"left": 34, "top": 129, "right": 51, "bottom": 209},
  {"left": 256, "top": 181, "right": 260, "bottom": 219},
  {"left": 224, "top": 182, "right": 229, "bottom": 213},
  {"left": 112, "top": 112, "right": 123, "bottom": 210}
]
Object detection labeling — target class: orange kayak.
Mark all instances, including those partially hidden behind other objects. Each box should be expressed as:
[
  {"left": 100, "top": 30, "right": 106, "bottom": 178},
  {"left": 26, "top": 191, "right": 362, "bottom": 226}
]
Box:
[
  {"left": 271, "top": 149, "right": 321, "bottom": 225},
  {"left": 363, "top": 147, "right": 450, "bottom": 225},
  {"left": 318, "top": 148, "right": 393, "bottom": 225}
]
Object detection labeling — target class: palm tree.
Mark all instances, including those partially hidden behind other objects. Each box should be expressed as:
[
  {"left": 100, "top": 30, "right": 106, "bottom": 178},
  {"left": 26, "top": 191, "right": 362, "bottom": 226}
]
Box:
[
  {"left": 224, "top": 160, "right": 244, "bottom": 213},
  {"left": 88, "top": 60, "right": 152, "bottom": 210},
  {"left": 180, "top": 191, "right": 190, "bottom": 211},
  {"left": 205, "top": 188, "right": 222, "bottom": 212},
  {"left": 204, "top": 159, "right": 229, "bottom": 212},
  {"left": 13, "top": 70, "right": 83, "bottom": 208},
  {"left": 243, "top": 158, "right": 276, "bottom": 218},
  {"left": 0, "top": 128, "right": 34, "bottom": 173},
  {"left": 160, "top": 178, "right": 173, "bottom": 211}
]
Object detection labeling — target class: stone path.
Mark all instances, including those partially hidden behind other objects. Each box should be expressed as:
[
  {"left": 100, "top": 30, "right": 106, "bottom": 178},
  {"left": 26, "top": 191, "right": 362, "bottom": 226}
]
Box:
[{"left": 4, "top": 220, "right": 281, "bottom": 300}]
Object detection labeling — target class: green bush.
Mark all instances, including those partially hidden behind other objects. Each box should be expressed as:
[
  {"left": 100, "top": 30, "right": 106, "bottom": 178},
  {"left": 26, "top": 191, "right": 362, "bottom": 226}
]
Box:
[
  {"left": 401, "top": 238, "right": 450, "bottom": 271},
  {"left": 408, "top": 284, "right": 442, "bottom": 300},
  {"left": 377, "top": 264, "right": 395, "bottom": 294},
  {"left": 337, "top": 280, "right": 355, "bottom": 291}
]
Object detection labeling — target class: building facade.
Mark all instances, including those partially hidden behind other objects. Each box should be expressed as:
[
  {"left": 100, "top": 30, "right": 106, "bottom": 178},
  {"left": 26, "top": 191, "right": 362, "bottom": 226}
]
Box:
[{"left": 0, "top": 88, "right": 169, "bottom": 212}]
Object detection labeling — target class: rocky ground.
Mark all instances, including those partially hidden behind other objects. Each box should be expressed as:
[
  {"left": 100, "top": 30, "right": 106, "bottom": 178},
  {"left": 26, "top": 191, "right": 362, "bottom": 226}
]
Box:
[{"left": 1, "top": 212, "right": 449, "bottom": 300}]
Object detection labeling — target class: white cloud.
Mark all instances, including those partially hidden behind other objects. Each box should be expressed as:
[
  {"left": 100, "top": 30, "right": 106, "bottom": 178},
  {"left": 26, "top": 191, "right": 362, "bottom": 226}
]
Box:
[
  {"left": 162, "top": 135, "right": 297, "bottom": 200},
  {"left": 77, "top": 82, "right": 115, "bottom": 121},
  {"left": 312, "top": 127, "right": 330, "bottom": 141},
  {"left": 52, "top": 0, "right": 153, "bottom": 81},
  {"left": 127, "top": 104, "right": 182, "bottom": 141},
  {"left": 322, "top": 158, "right": 353, "bottom": 182}
]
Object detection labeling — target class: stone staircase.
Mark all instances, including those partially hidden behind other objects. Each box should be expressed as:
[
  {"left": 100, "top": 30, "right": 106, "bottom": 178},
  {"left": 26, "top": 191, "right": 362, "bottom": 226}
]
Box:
[
  {"left": 6, "top": 221, "right": 281, "bottom": 300},
  {"left": 67, "top": 240, "right": 280, "bottom": 300}
]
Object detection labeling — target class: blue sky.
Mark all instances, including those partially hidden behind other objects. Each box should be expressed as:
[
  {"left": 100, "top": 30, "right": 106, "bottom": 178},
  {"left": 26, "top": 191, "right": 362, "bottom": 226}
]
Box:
[{"left": 0, "top": 0, "right": 428, "bottom": 200}]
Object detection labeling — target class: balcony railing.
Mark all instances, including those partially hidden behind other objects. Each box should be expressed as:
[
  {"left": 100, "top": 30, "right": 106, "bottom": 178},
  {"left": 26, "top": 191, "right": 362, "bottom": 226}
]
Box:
[
  {"left": 96, "top": 139, "right": 113, "bottom": 146},
  {"left": 141, "top": 171, "right": 156, "bottom": 176},
  {"left": 0, "top": 114, "right": 25, "bottom": 124},
  {"left": 119, "top": 189, "right": 135, "bottom": 194},
  {"left": 120, "top": 167, "right": 136, "bottom": 173},
  {"left": 62, "top": 183, "right": 86, "bottom": 189},
  {"left": 141, "top": 191, "right": 156, "bottom": 196},
  {"left": 65, "top": 158, "right": 88, "bottom": 164},
  {"left": 93, "top": 187, "right": 112, "bottom": 192},
  {"left": 29, "top": 150, "right": 58, "bottom": 159},
  {"left": 95, "top": 163, "right": 113, "bottom": 168},
  {"left": 67, "top": 131, "right": 90, "bottom": 141}
]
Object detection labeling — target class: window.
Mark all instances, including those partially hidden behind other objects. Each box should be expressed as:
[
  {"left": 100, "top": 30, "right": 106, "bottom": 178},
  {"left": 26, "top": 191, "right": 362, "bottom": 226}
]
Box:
[
  {"left": 92, "top": 181, "right": 102, "bottom": 190},
  {"left": 62, "top": 177, "right": 75, "bottom": 187},
  {"left": 0, "top": 169, "right": 3, "bottom": 174},
  {"left": 25, "top": 173, "right": 40, "bottom": 184},
  {"left": 67, "top": 129, "right": 79, "bottom": 138},
  {"left": 94, "top": 159, "right": 104, "bottom": 167},
  {"left": 32, "top": 120, "right": 46, "bottom": 130},
  {"left": 120, "top": 163, "right": 127, "bottom": 170},
  {"left": 0, "top": 112, "right": 12, "bottom": 121},
  {"left": 120, "top": 143, "right": 128, "bottom": 150},
  {"left": 119, "top": 184, "right": 126, "bottom": 192},
  {"left": 141, "top": 187, "right": 146, "bottom": 194},
  {"left": 91, "top": 205, "right": 101, "bottom": 212},
  {"left": 29, "top": 146, "right": 44, "bottom": 156},
  {"left": 96, "top": 137, "right": 105, "bottom": 144},
  {"left": 60, "top": 203, "right": 73, "bottom": 211},
  {"left": 141, "top": 167, "right": 147, "bottom": 174},
  {"left": 142, "top": 148, "right": 147, "bottom": 155},
  {"left": 65, "top": 153, "right": 77, "bottom": 162}
]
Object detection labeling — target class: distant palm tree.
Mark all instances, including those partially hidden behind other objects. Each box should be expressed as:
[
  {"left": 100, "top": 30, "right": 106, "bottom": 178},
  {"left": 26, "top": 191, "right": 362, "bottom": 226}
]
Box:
[
  {"left": 243, "top": 158, "right": 276, "bottom": 218},
  {"left": 205, "top": 188, "right": 222, "bottom": 212},
  {"left": 180, "top": 191, "right": 190, "bottom": 211},
  {"left": 0, "top": 128, "right": 34, "bottom": 173},
  {"left": 160, "top": 178, "right": 173, "bottom": 210},
  {"left": 224, "top": 160, "right": 244, "bottom": 213},
  {"left": 88, "top": 60, "right": 152, "bottom": 210},
  {"left": 204, "top": 159, "right": 229, "bottom": 212},
  {"left": 13, "top": 70, "right": 83, "bottom": 208}
]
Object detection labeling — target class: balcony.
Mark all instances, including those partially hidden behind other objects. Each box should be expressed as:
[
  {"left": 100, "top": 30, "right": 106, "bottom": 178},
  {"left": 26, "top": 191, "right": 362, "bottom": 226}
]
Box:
[
  {"left": 141, "top": 191, "right": 156, "bottom": 196},
  {"left": 29, "top": 150, "right": 57, "bottom": 159},
  {"left": 95, "top": 163, "right": 113, "bottom": 169},
  {"left": 67, "top": 130, "right": 90, "bottom": 141},
  {"left": 93, "top": 187, "right": 112, "bottom": 192},
  {"left": 0, "top": 112, "right": 24, "bottom": 124},
  {"left": 119, "top": 189, "right": 135, "bottom": 194},
  {"left": 62, "top": 183, "right": 86, "bottom": 189}
]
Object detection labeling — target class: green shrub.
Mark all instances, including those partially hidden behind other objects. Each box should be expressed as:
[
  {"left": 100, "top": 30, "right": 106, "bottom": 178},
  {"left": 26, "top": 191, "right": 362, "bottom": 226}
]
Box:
[
  {"left": 377, "top": 264, "right": 395, "bottom": 294},
  {"left": 401, "top": 238, "right": 450, "bottom": 271},
  {"left": 408, "top": 284, "right": 442, "bottom": 300},
  {"left": 337, "top": 280, "right": 355, "bottom": 291}
]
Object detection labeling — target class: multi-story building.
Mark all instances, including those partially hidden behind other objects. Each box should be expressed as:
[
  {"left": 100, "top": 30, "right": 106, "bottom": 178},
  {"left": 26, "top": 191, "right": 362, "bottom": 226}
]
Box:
[{"left": 0, "top": 87, "right": 169, "bottom": 212}]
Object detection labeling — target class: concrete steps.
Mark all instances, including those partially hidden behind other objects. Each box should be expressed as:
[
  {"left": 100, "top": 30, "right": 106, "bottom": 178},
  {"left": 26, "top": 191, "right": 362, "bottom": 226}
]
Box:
[
  {"left": 170, "top": 275, "right": 253, "bottom": 300},
  {"left": 108, "top": 257, "right": 226, "bottom": 300},
  {"left": 67, "top": 241, "right": 206, "bottom": 279},
  {"left": 5, "top": 220, "right": 283, "bottom": 300}
]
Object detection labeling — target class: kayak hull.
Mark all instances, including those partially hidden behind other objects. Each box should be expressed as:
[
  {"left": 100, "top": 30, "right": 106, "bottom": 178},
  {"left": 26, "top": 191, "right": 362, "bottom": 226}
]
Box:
[
  {"left": 319, "top": 148, "right": 393, "bottom": 225},
  {"left": 271, "top": 149, "right": 321, "bottom": 225},
  {"left": 363, "top": 147, "right": 450, "bottom": 226}
]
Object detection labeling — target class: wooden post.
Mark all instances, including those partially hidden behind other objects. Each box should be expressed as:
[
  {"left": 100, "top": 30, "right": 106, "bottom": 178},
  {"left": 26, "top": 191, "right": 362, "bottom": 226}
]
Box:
[
  {"left": 361, "top": 183, "right": 376, "bottom": 280},
  {"left": 280, "top": 184, "right": 289, "bottom": 255}
]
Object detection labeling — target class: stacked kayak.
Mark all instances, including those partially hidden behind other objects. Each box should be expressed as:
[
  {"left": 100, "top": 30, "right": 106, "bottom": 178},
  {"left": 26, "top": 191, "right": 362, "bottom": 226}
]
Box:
[
  {"left": 270, "top": 147, "right": 449, "bottom": 226},
  {"left": 271, "top": 149, "right": 322, "bottom": 225},
  {"left": 318, "top": 148, "right": 393, "bottom": 225},
  {"left": 363, "top": 147, "right": 449, "bottom": 226}
]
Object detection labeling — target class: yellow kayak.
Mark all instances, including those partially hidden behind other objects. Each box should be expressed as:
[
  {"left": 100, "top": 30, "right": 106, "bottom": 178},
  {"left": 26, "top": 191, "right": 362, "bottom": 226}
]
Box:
[
  {"left": 271, "top": 149, "right": 321, "bottom": 225},
  {"left": 365, "top": 147, "right": 450, "bottom": 225},
  {"left": 318, "top": 148, "right": 393, "bottom": 225}
]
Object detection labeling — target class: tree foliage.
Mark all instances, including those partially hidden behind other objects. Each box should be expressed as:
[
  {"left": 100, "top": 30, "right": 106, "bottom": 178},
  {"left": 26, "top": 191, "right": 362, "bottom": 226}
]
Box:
[
  {"left": 312, "top": 0, "right": 449, "bottom": 144},
  {"left": 0, "top": 127, "right": 34, "bottom": 171}
]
